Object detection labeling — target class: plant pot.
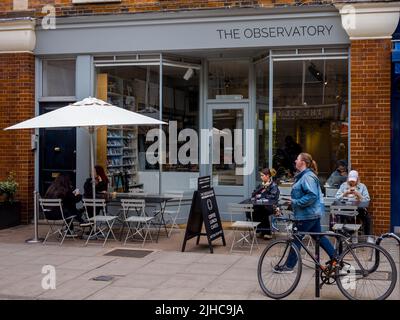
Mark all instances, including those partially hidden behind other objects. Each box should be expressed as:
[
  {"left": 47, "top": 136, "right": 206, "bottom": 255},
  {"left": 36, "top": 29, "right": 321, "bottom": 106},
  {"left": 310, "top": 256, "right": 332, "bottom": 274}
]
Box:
[{"left": 0, "top": 201, "right": 21, "bottom": 230}]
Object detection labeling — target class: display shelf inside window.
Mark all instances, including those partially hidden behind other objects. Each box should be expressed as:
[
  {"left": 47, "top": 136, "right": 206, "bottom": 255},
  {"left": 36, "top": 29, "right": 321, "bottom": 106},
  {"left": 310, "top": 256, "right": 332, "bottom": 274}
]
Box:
[
  {"left": 107, "top": 127, "right": 123, "bottom": 174},
  {"left": 121, "top": 127, "right": 138, "bottom": 187},
  {"left": 106, "top": 75, "right": 140, "bottom": 190}
]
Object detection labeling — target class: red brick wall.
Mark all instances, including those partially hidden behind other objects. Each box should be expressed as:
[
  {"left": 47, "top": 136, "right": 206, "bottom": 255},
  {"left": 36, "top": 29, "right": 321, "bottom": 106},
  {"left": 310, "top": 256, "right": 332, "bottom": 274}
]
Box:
[
  {"left": 0, "top": 0, "right": 334, "bottom": 18},
  {"left": 350, "top": 39, "right": 391, "bottom": 235},
  {"left": 0, "top": 53, "right": 35, "bottom": 224}
]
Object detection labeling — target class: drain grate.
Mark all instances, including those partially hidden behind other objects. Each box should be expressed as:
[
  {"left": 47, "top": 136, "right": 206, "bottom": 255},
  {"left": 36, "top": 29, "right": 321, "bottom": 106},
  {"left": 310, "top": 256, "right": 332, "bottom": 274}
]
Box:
[
  {"left": 104, "top": 248, "right": 153, "bottom": 258},
  {"left": 92, "top": 275, "right": 114, "bottom": 282}
]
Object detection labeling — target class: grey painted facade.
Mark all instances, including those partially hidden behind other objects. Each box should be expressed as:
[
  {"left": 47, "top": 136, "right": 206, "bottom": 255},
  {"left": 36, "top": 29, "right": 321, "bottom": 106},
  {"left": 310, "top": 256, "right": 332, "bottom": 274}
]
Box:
[
  {"left": 35, "top": 8, "right": 350, "bottom": 219},
  {"left": 35, "top": 9, "right": 349, "bottom": 55}
]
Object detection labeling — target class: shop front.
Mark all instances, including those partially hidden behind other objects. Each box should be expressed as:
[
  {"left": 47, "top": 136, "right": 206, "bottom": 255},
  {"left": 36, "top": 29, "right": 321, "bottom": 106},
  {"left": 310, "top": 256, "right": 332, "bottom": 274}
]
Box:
[
  {"left": 2, "top": 2, "right": 398, "bottom": 232},
  {"left": 33, "top": 7, "right": 351, "bottom": 217}
]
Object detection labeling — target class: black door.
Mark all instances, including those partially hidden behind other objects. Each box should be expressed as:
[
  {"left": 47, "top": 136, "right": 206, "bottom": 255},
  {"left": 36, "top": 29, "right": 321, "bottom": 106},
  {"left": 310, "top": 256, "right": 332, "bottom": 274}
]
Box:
[{"left": 39, "top": 102, "right": 76, "bottom": 195}]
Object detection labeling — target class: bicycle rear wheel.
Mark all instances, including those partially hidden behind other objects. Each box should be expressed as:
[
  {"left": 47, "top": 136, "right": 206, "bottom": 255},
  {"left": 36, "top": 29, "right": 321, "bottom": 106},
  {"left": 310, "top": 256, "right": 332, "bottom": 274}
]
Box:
[
  {"left": 336, "top": 243, "right": 397, "bottom": 300},
  {"left": 257, "top": 239, "right": 302, "bottom": 299}
]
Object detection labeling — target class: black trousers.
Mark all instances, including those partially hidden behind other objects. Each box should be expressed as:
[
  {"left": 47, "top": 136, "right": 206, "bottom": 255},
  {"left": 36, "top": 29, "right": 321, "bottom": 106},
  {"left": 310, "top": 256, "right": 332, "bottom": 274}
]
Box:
[{"left": 246, "top": 205, "right": 274, "bottom": 235}]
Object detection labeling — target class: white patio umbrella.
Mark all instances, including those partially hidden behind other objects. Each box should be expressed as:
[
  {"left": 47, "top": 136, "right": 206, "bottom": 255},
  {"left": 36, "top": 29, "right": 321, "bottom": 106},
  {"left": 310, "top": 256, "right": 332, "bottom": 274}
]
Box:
[{"left": 4, "top": 97, "right": 166, "bottom": 241}]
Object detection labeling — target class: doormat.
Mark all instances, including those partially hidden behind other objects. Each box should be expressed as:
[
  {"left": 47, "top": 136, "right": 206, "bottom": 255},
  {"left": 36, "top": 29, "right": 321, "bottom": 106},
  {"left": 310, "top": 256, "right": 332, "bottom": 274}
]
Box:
[{"left": 104, "top": 248, "right": 154, "bottom": 258}]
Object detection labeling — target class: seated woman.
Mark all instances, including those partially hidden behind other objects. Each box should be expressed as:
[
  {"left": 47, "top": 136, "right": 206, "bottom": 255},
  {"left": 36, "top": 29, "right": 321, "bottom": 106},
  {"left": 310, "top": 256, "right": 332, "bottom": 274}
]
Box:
[
  {"left": 44, "top": 173, "right": 85, "bottom": 233},
  {"left": 83, "top": 165, "right": 109, "bottom": 218},
  {"left": 250, "top": 168, "right": 280, "bottom": 240}
]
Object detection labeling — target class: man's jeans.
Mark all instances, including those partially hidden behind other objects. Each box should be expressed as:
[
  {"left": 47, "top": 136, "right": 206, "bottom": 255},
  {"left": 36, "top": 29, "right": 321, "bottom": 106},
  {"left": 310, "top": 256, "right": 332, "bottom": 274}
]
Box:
[{"left": 286, "top": 218, "right": 336, "bottom": 269}]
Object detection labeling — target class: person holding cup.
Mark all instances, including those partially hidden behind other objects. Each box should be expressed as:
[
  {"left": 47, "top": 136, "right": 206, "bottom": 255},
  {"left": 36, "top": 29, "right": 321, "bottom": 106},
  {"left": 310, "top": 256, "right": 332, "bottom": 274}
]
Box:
[{"left": 335, "top": 170, "right": 371, "bottom": 234}]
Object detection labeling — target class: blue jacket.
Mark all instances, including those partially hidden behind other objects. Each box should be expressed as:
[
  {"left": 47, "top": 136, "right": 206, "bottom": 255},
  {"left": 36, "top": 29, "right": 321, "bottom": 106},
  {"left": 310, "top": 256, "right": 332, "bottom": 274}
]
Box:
[{"left": 291, "top": 168, "right": 324, "bottom": 220}]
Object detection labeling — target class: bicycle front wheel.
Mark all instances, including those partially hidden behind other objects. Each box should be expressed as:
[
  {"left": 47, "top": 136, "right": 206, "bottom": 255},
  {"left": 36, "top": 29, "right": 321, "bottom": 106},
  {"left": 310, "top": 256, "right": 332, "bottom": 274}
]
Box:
[
  {"left": 336, "top": 243, "right": 397, "bottom": 300},
  {"left": 257, "top": 239, "right": 302, "bottom": 299}
]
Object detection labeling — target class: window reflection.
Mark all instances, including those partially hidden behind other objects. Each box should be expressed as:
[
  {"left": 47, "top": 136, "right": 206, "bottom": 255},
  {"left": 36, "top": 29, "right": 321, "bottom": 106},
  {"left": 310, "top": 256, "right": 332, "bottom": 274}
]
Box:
[
  {"left": 208, "top": 60, "right": 249, "bottom": 99},
  {"left": 161, "top": 65, "right": 199, "bottom": 172},
  {"left": 272, "top": 59, "right": 348, "bottom": 184}
]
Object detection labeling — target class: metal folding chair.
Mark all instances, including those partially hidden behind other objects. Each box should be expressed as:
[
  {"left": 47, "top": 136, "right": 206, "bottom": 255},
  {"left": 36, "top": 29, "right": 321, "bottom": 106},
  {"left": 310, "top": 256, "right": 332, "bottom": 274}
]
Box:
[
  {"left": 121, "top": 199, "right": 154, "bottom": 247},
  {"left": 82, "top": 198, "right": 118, "bottom": 247},
  {"left": 330, "top": 205, "right": 361, "bottom": 243},
  {"left": 228, "top": 203, "right": 260, "bottom": 254},
  {"left": 39, "top": 198, "right": 76, "bottom": 245}
]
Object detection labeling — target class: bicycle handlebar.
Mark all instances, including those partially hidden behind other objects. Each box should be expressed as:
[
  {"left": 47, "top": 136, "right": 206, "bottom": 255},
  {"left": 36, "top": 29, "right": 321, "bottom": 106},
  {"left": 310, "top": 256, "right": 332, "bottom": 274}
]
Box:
[{"left": 271, "top": 215, "right": 351, "bottom": 240}]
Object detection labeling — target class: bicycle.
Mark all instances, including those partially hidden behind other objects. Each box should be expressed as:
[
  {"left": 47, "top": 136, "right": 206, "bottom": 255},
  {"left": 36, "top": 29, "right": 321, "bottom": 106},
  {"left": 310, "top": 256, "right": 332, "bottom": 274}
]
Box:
[{"left": 257, "top": 215, "right": 398, "bottom": 300}]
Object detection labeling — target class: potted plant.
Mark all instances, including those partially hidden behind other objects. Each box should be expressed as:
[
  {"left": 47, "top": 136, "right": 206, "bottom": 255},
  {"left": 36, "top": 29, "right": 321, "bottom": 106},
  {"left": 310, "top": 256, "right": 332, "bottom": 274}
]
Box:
[{"left": 0, "top": 172, "right": 21, "bottom": 229}]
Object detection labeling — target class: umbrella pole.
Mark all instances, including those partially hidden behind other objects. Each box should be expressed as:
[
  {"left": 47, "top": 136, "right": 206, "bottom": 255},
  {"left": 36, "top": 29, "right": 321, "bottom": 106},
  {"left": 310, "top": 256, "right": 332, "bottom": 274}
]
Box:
[
  {"left": 90, "top": 127, "right": 96, "bottom": 234},
  {"left": 26, "top": 190, "right": 44, "bottom": 243}
]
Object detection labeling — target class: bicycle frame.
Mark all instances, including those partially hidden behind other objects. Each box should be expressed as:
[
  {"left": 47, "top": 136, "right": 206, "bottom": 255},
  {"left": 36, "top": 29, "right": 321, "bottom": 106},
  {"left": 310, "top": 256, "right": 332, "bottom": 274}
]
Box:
[
  {"left": 273, "top": 216, "right": 384, "bottom": 294},
  {"left": 287, "top": 231, "right": 347, "bottom": 270}
]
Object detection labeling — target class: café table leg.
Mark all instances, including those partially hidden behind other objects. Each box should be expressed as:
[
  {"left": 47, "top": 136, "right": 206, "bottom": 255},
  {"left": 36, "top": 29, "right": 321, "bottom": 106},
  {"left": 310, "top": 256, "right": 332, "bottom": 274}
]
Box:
[{"left": 156, "top": 200, "right": 169, "bottom": 242}]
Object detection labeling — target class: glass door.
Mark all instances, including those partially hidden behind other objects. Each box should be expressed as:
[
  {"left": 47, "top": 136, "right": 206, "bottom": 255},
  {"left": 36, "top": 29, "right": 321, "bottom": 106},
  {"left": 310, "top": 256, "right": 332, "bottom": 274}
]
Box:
[{"left": 207, "top": 103, "right": 249, "bottom": 213}]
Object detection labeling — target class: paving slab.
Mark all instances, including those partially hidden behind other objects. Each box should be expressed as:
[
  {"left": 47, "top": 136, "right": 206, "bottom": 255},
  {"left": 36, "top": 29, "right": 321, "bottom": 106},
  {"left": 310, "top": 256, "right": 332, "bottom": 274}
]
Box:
[
  {"left": 184, "top": 263, "right": 232, "bottom": 276},
  {"left": 86, "top": 286, "right": 150, "bottom": 300},
  {"left": 57, "top": 256, "right": 117, "bottom": 270},
  {"left": 202, "top": 278, "right": 258, "bottom": 295},
  {"left": 134, "top": 261, "right": 189, "bottom": 276},
  {"left": 218, "top": 267, "right": 258, "bottom": 282},
  {"left": 37, "top": 278, "right": 110, "bottom": 300},
  {"left": 159, "top": 273, "right": 218, "bottom": 289},
  {"left": 112, "top": 273, "right": 169, "bottom": 289},
  {"left": 140, "top": 287, "right": 201, "bottom": 300},
  {"left": 0, "top": 274, "right": 49, "bottom": 298},
  {"left": 193, "top": 292, "right": 250, "bottom": 300}
]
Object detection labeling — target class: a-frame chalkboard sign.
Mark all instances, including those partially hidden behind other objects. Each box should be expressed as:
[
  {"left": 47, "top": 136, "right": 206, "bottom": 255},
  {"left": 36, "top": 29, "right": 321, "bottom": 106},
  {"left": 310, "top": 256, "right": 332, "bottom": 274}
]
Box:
[{"left": 181, "top": 176, "right": 226, "bottom": 253}]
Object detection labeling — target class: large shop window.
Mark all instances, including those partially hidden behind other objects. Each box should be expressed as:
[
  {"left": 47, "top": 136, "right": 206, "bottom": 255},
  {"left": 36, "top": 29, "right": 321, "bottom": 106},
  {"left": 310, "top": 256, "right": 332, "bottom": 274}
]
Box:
[
  {"left": 42, "top": 60, "right": 76, "bottom": 97},
  {"left": 161, "top": 65, "right": 199, "bottom": 173},
  {"left": 255, "top": 56, "right": 270, "bottom": 173},
  {"left": 208, "top": 60, "right": 249, "bottom": 99},
  {"left": 272, "top": 58, "right": 348, "bottom": 184},
  {"left": 96, "top": 65, "right": 160, "bottom": 191},
  {"left": 96, "top": 63, "right": 199, "bottom": 191}
]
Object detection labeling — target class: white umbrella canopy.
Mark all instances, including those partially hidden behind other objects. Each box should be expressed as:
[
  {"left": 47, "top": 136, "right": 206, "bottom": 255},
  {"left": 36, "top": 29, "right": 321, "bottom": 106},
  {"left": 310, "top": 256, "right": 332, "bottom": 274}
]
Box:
[
  {"left": 4, "top": 97, "right": 166, "bottom": 240},
  {"left": 5, "top": 97, "right": 165, "bottom": 129}
]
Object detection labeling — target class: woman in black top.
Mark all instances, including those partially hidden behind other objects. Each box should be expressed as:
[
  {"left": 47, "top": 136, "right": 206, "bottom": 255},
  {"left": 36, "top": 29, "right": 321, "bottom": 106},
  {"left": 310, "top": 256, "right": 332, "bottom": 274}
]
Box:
[
  {"left": 44, "top": 174, "right": 85, "bottom": 229},
  {"left": 84, "top": 165, "right": 109, "bottom": 197},
  {"left": 250, "top": 168, "right": 280, "bottom": 239},
  {"left": 83, "top": 165, "right": 109, "bottom": 218}
]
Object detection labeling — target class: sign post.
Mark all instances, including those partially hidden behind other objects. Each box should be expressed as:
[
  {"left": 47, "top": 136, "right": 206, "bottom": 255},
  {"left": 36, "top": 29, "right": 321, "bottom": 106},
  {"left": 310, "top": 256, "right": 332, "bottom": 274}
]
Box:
[{"left": 181, "top": 176, "right": 226, "bottom": 253}]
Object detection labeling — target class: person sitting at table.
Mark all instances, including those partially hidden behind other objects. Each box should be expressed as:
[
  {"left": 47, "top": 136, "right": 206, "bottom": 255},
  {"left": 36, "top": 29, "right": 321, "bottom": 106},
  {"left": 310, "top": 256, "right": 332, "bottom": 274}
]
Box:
[
  {"left": 44, "top": 173, "right": 86, "bottom": 234},
  {"left": 326, "top": 160, "right": 348, "bottom": 188},
  {"left": 83, "top": 165, "right": 109, "bottom": 218},
  {"left": 335, "top": 170, "right": 371, "bottom": 234},
  {"left": 249, "top": 168, "right": 280, "bottom": 240}
]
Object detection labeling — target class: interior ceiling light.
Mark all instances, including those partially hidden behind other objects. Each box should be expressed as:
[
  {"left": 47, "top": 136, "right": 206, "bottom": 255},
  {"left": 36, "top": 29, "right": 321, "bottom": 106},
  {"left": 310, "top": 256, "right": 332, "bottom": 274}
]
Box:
[{"left": 183, "top": 68, "right": 194, "bottom": 81}]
